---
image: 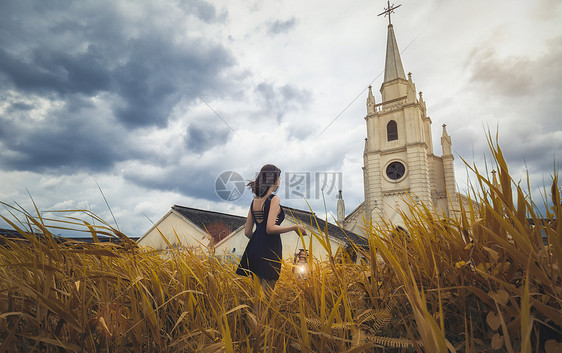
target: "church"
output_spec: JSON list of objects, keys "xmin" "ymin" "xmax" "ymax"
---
[{"xmin": 338, "ymin": 10, "xmax": 465, "ymax": 236}]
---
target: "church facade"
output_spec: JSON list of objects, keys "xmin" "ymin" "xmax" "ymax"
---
[{"xmin": 341, "ymin": 22, "xmax": 460, "ymax": 236}]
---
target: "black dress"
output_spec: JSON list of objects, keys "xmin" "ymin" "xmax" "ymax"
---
[{"xmin": 236, "ymin": 194, "xmax": 285, "ymax": 280}]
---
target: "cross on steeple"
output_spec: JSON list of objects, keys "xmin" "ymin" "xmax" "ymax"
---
[{"xmin": 377, "ymin": 1, "xmax": 402, "ymax": 25}]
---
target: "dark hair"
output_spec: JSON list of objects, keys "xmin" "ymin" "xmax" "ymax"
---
[{"xmin": 247, "ymin": 164, "xmax": 281, "ymax": 197}]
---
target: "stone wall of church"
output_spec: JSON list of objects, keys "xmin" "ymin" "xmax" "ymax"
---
[
  {"xmin": 429, "ymin": 154, "xmax": 449, "ymax": 216},
  {"xmin": 381, "ymin": 192, "xmax": 410, "ymax": 226},
  {"xmin": 380, "ymin": 79, "xmax": 409, "ymax": 102},
  {"xmin": 423, "ymin": 117, "xmax": 433, "ymax": 154},
  {"xmin": 363, "ymin": 152, "xmax": 383, "ymax": 223},
  {"xmin": 405, "ymin": 144, "xmax": 431, "ymax": 205},
  {"xmin": 443, "ymin": 154, "xmax": 459, "ymax": 214},
  {"xmin": 429, "ymin": 154, "xmax": 446, "ymax": 195}
]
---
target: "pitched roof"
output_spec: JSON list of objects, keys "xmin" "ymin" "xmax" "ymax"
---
[
  {"xmin": 172, "ymin": 205, "xmax": 246, "ymax": 244},
  {"xmin": 0, "ymin": 228, "xmax": 22, "ymax": 238},
  {"xmin": 282, "ymin": 206, "xmax": 368, "ymax": 247}
]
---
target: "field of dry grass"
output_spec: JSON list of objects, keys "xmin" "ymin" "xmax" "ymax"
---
[{"xmin": 1, "ymin": 141, "xmax": 560, "ymax": 352}]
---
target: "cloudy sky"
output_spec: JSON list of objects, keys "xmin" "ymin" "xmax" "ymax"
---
[{"xmin": 1, "ymin": 0, "xmax": 560, "ymax": 237}]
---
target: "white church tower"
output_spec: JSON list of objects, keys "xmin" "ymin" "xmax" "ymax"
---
[{"xmin": 342, "ymin": 3, "xmax": 459, "ymax": 235}]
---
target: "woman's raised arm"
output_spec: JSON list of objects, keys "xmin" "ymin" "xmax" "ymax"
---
[{"xmin": 266, "ymin": 196, "xmax": 307, "ymax": 235}]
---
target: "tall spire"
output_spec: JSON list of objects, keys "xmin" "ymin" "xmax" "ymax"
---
[
  {"xmin": 378, "ymin": 1, "xmax": 406, "ymax": 83},
  {"xmin": 337, "ymin": 190, "xmax": 345, "ymax": 223},
  {"xmin": 366, "ymin": 85, "xmax": 376, "ymax": 114},
  {"xmin": 383, "ymin": 24, "xmax": 406, "ymax": 82},
  {"xmin": 441, "ymin": 124, "xmax": 452, "ymax": 156}
]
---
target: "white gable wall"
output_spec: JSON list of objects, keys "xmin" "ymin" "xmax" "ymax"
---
[
  {"xmin": 138, "ymin": 210, "xmax": 210, "ymax": 250},
  {"xmin": 343, "ymin": 202, "xmax": 367, "ymax": 237}
]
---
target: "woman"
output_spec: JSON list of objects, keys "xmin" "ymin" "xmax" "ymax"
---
[{"xmin": 236, "ymin": 164, "xmax": 307, "ymax": 294}]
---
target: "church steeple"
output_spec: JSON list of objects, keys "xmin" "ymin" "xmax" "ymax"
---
[
  {"xmin": 378, "ymin": 2, "xmax": 408, "ymax": 102},
  {"xmin": 366, "ymin": 85, "xmax": 376, "ymax": 115},
  {"xmin": 337, "ymin": 190, "xmax": 345, "ymax": 223},
  {"xmin": 377, "ymin": 1, "xmax": 406, "ymax": 83},
  {"xmin": 383, "ymin": 24, "xmax": 406, "ymax": 83},
  {"xmin": 441, "ymin": 124, "xmax": 452, "ymax": 156},
  {"xmin": 349, "ymin": 2, "xmax": 462, "ymax": 235}
]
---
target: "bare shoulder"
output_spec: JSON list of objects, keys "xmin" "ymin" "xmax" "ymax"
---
[{"xmin": 270, "ymin": 194, "xmax": 280, "ymax": 204}]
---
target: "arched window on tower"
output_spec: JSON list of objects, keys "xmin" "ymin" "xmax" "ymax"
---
[{"xmin": 387, "ymin": 120, "xmax": 398, "ymax": 141}]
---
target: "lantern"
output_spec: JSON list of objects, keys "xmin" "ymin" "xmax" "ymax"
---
[{"xmin": 293, "ymin": 249, "xmax": 309, "ymax": 278}]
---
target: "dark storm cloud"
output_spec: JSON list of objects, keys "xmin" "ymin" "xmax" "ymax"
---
[
  {"xmin": 0, "ymin": 45, "xmax": 112, "ymax": 96},
  {"xmin": 185, "ymin": 123, "xmax": 231, "ymax": 154},
  {"xmin": 123, "ymin": 164, "xmax": 223, "ymax": 201},
  {"xmin": 8, "ymin": 102, "xmax": 34, "ymax": 112},
  {"xmin": 113, "ymin": 39, "xmax": 235, "ymax": 128},
  {"xmin": 112, "ymin": 45, "xmax": 181, "ymax": 128},
  {"xmin": 0, "ymin": 0, "xmax": 238, "ymax": 172},
  {"xmin": 0, "ymin": 1, "xmax": 235, "ymax": 128},
  {"xmin": 267, "ymin": 18, "xmax": 297, "ymax": 35},
  {"xmin": 0, "ymin": 102, "xmax": 134, "ymax": 172},
  {"xmin": 500, "ymin": 134, "xmax": 561, "ymax": 174}
]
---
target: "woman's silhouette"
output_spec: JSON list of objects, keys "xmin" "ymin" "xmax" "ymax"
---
[{"xmin": 236, "ymin": 164, "xmax": 307, "ymax": 294}]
